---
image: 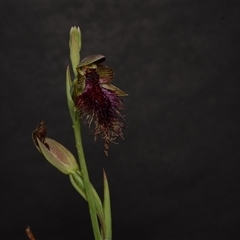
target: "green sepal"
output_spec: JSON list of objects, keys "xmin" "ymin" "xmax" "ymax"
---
[
  {"xmin": 97, "ymin": 64, "xmax": 114, "ymax": 83},
  {"xmin": 77, "ymin": 54, "xmax": 105, "ymax": 69},
  {"xmin": 101, "ymin": 83, "xmax": 128, "ymax": 96}
]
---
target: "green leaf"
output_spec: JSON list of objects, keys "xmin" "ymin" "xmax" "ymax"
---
[
  {"xmin": 90, "ymin": 180, "xmax": 105, "ymax": 236},
  {"xmin": 103, "ymin": 169, "xmax": 112, "ymax": 240},
  {"xmin": 70, "ymin": 170, "xmax": 105, "ymax": 239},
  {"xmin": 66, "ymin": 66, "xmax": 76, "ymax": 121},
  {"xmin": 77, "ymin": 171, "xmax": 105, "ymax": 232}
]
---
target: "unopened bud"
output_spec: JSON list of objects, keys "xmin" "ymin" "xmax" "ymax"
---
[
  {"xmin": 37, "ymin": 137, "xmax": 79, "ymax": 175},
  {"xmin": 69, "ymin": 26, "xmax": 81, "ymax": 76}
]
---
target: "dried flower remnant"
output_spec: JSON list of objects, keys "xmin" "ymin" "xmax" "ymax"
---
[
  {"xmin": 75, "ymin": 54, "xmax": 128, "ymax": 155},
  {"xmin": 26, "ymin": 226, "xmax": 36, "ymax": 240},
  {"xmin": 32, "ymin": 120, "xmax": 49, "ymax": 152}
]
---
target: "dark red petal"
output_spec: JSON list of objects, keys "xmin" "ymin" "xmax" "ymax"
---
[{"xmin": 75, "ymin": 69, "xmax": 125, "ymax": 155}]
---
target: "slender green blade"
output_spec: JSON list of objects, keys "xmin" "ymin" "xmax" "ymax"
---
[
  {"xmin": 72, "ymin": 171, "xmax": 105, "ymax": 238},
  {"xmin": 103, "ymin": 169, "xmax": 112, "ymax": 240},
  {"xmin": 66, "ymin": 66, "xmax": 76, "ymax": 121}
]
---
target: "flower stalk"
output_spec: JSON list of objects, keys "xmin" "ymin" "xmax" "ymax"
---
[
  {"xmin": 71, "ymin": 107, "xmax": 101, "ymax": 240},
  {"xmin": 68, "ymin": 27, "xmax": 102, "ymax": 240}
]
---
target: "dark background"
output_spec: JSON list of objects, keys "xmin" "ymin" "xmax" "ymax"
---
[{"xmin": 1, "ymin": 1, "xmax": 240, "ymax": 240}]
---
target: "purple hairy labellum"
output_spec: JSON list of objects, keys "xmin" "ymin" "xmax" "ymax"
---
[{"xmin": 75, "ymin": 55, "xmax": 128, "ymax": 156}]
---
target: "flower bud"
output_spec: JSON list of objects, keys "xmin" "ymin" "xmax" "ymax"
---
[
  {"xmin": 37, "ymin": 137, "xmax": 79, "ymax": 175},
  {"xmin": 69, "ymin": 26, "xmax": 81, "ymax": 76}
]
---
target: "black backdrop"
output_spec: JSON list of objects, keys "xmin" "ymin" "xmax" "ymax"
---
[{"xmin": 1, "ymin": 2, "xmax": 240, "ymax": 240}]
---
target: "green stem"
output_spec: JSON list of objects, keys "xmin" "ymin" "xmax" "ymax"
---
[
  {"xmin": 66, "ymin": 67, "xmax": 101, "ymax": 239},
  {"xmin": 69, "ymin": 173, "xmax": 87, "ymax": 201},
  {"xmin": 69, "ymin": 171, "xmax": 106, "ymax": 238},
  {"xmin": 72, "ymin": 114, "xmax": 102, "ymax": 240}
]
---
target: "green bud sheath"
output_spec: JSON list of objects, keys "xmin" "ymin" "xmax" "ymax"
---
[
  {"xmin": 69, "ymin": 26, "xmax": 82, "ymax": 77},
  {"xmin": 37, "ymin": 137, "xmax": 79, "ymax": 175}
]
